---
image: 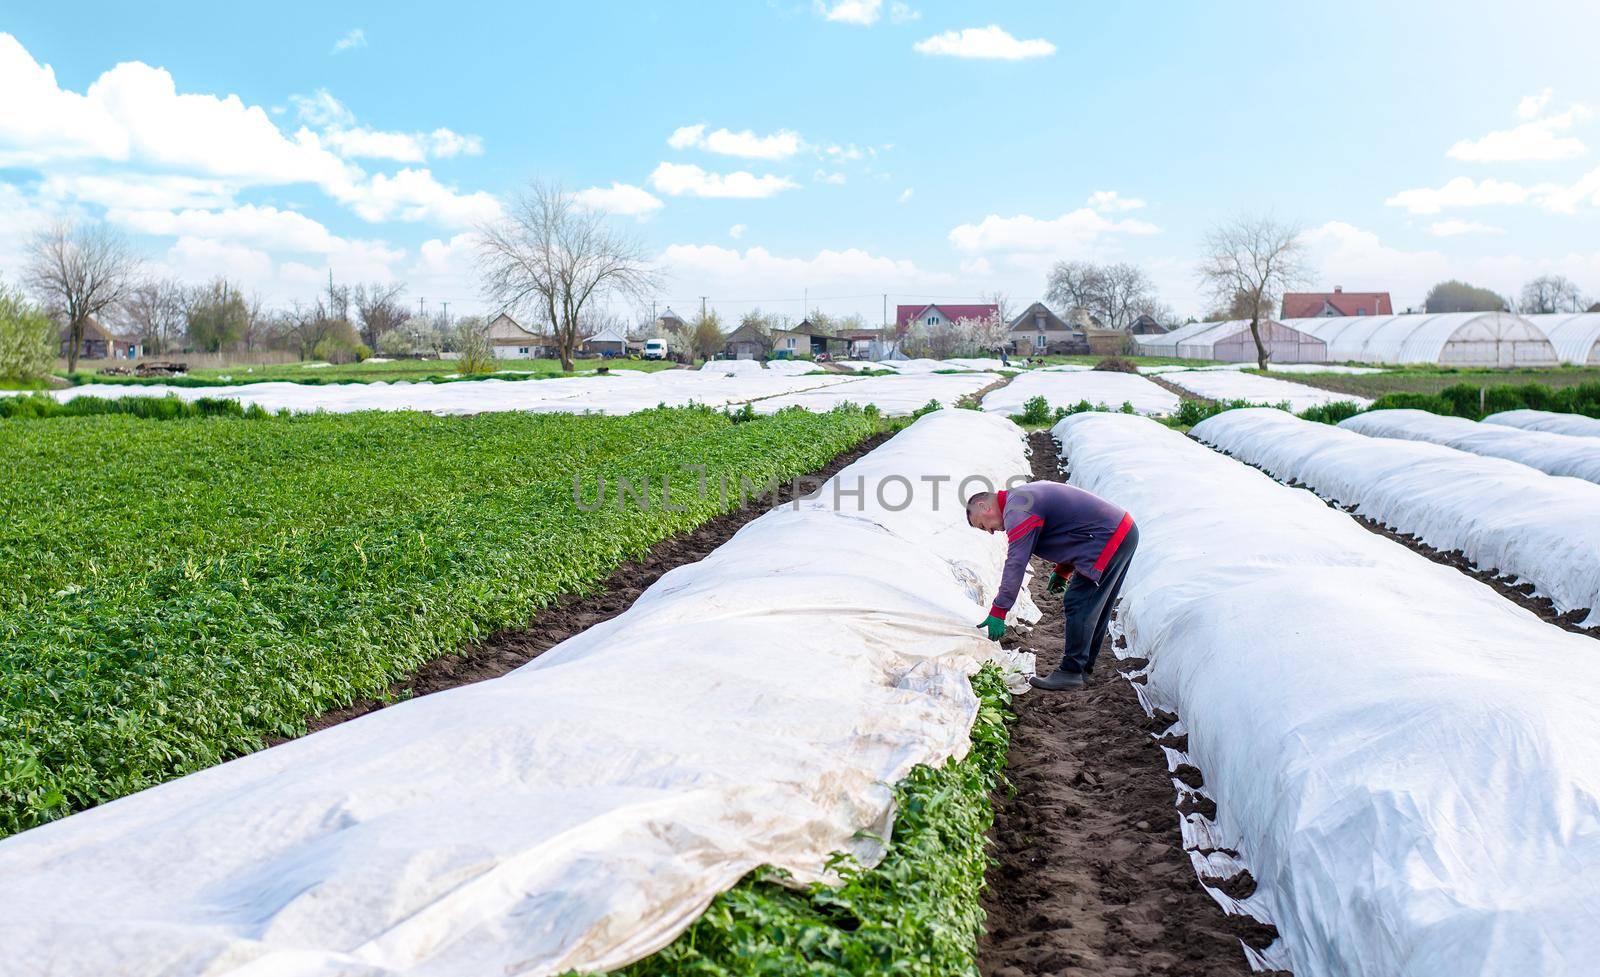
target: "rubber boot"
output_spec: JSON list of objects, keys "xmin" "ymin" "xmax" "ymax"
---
[{"xmin": 1029, "ymin": 668, "xmax": 1086, "ymax": 692}]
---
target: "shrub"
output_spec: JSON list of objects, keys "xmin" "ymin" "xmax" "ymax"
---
[
  {"xmin": 1092, "ymin": 356, "xmax": 1137, "ymax": 373},
  {"xmin": 375, "ymin": 330, "xmax": 415, "ymax": 357},
  {"xmin": 311, "ymin": 336, "xmax": 370, "ymax": 365},
  {"xmin": 455, "ymin": 327, "xmax": 498, "ymax": 376},
  {"xmin": 0, "ymin": 285, "xmax": 55, "ymax": 383},
  {"xmin": 1019, "ymin": 394, "xmax": 1052, "ymax": 425},
  {"xmin": 1298, "ymin": 400, "xmax": 1366, "ymax": 425},
  {"xmin": 910, "ymin": 398, "xmax": 941, "ymax": 419}
]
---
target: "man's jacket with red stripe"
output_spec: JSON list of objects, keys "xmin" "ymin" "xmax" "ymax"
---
[{"xmin": 989, "ymin": 481, "xmax": 1133, "ymax": 618}]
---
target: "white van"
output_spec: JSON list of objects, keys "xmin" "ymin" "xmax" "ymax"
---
[{"xmin": 643, "ymin": 339, "xmax": 668, "ymax": 360}]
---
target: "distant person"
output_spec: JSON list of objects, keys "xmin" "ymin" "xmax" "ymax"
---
[
  {"xmin": 966, "ymin": 482, "xmax": 1138, "ymax": 690},
  {"xmin": 999, "ymin": 347, "xmax": 1010, "ymax": 367}
]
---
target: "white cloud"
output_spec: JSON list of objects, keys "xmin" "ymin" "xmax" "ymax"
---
[
  {"xmin": 913, "ymin": 25, "xmax": 1056, "ymax": 60},
  {"xmin": 889, "ymin": 2, "xmax": 920, "ymax": 23},
  {"xmin": 814, "ymin": 170, "xmax": 847, "ymax": 185},
  {"xmin": 107, "ymin": 204, "xmax": 406, "ymax": 262},
  {"xmin": 898, "ymin": 187, "xmax": 914, "ymax": 203},
  {"xmin": 293, "ymin": 89, "xmax": 484, "ymax": 162},
  {"xmin": 668, "ymin": 124, "xmax": 803, "ymax": 160},
  {"xmin": 1429, "ymin": 219, "xmax": 1505, "ymax": 237},
  {"xmin": 331, "ymin": 29, "xmax": 367, "ymax": 54},
  {"xmin": 1536, "ymin": 166, "xmax": 1600, "ymax": 214},
  {"xmin": 728, "ymin": 223, "xmax": 746, "ymax": 238},
  {"xmin": 1447, "ymin": 105, "xmax": 1590, "ymax": 163},
  {"xmin": 573, "ymin": 182, "xmax": 664, "ymax": 220},
  {"xmin": 0, "ymin": 36, "xmax": 355, "ymax": 188},
  {"xmin": 823, "ymin": 143, "xmax": 864, "ymax": 160},
  {"xmin": 648, "ymin": 162, "xmax": 799, "ymax": 199},
  {"xmin": 333, "ymin": 168, "xmax": 503, "ymax": 225},
  {"xmin": 427, "ymin": 128, "xmax": 483, "ymax": 158},
  {"xmin": 948, "ymin": 207, "xmax": 1159, "ymax": 254},
  {"xmin": 1384, "ymin": 176, "xmax": 1533, "ymax": 214},
  {"xmin": 164, "ymin": 236, "xmax": 276, "ymax": 285},
  {"xmin": 658, "ymin": 243, "xmax": 950, "ymax": 302},
  {"xmin": 1518, "ymin": 88, "xmax": 1554, "ymax": 120},
  {"xmin": 1086, "ymin": 190, "xmax": 1146, "ymax": 212},
  {"xmin": 39, "ymin": 173, "xmax": 235, "ymax": 210},
  {"xmin": 289, "ymin": 89, "xmax": 355, "ymax": 128},
  {"xmin": 815, "ymin": 0, "xmax": 881, "ymax": 26}
]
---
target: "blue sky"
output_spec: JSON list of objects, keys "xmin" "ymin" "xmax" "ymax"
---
[{"xmin": 3, "ymin": 0, "xmax": 1599, "ymax": 322}]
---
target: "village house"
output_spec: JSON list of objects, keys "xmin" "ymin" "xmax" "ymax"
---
[
  {"xmin": 1129, "ymin": 313, "xmax": 1169, "ymax": 335},
  {"xmin": 893, "ymin": 302, "xmax": 1001, "ymax": 334},
  {"xmin": 484, "ymin": 313, "xmax": 554, "ymax": 358},
  {"xmin": 59, "ymin": 317, "xmax": 143, "ymax": 360},
  {"xmin": 771, "ymin": 321, "xmax": 843, "ymax": 359},
  {"xmin": 1281, "ymin": 286, "xmax": 1394, "ymax": 318},
  {"xmin": 1007, "ymin": 302, "xmax": 1089, "ymax": 356},
  {"xmin": 721, "ymin": 322, "xmax": 771, "ymax": 360}
]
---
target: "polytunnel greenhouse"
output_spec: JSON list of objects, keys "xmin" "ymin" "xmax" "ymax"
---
[
  {"xmin": 1524, "ymin": 313, "xmax": 1600, "ymax": 365},
  {"xmin": 1132, "ymin": 318, "xmax": 1327, "ymax": 362},
  {"xmin": 1281, "ymin": 312, "xmax": 1559, "ymax": 366}
]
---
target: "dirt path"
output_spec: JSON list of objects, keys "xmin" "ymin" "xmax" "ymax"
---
[
  {"xmin": 978, "ymin": 431, "xmax": 1281, "ymax": 977},
  {"xmin": 278, "ymin": 431, "xmax": 894, "ymax": 741}
]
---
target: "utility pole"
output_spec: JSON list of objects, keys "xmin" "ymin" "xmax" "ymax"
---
[
  {"xmin": 440, "ymin": 301, "xmax": 449, "ymax": 328},
  {"xmin": 700, "ymin": 296, "xmax": 707, "ymax": 320},
  {"xmin": 419, "ymin": 297, "xmax": 427, "ymax": 320}
]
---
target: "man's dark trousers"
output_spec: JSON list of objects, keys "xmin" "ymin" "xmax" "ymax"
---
[{"xmin": 1058, "ymin": 523, "xmax": 1139, "ymax": 674}]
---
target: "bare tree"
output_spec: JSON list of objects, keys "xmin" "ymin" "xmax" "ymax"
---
[
  {"xmin": 1045, "ymin": 261, "xmax": 1104, "ymax": 319},
  {"xmin": 1044, "ymin": 260, "xmax": 1156, "ymax": 330},
  {"xmin": 1196, "ymin": 215, "xmax": 1307, "ymax": 368},
  {"xmin": 353, "ymin": 282, "xmax": 411, "ymax": 347},
  {"xmin": 1519, "ymin": 274, "xmax": 1587, "ymax": 315},
  {"xmin": 24, "ymin": 220, "xmax": 142, "ymax": 372},
  {"xmin": 117, "ymin": 278, "xmax": 188, "ymax": 355},
  {"xmin": 477, "ymin": 181, "xmax": 657, "ymax": 372},
  {"xmin": 984, "ymin": 291, "xmax": 1015, "ymax": 324},
  {"xmin": 1095, "ymin": 263, "xmax": 1155, "ymax": 331}
]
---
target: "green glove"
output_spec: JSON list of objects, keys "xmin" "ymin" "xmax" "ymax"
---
[
  {"xmin": 978, "ymin": 615, "xmax": 1005, "ymax": 641},
  {"xmin": 1046, "ymin": 571, "xmax": 1068, "ymax": 595}
]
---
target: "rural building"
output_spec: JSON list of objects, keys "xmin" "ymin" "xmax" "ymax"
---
[
  {"xmin": 1281, "ymin": 287, "xmax": 1394, "ymax": 319},
  {"xmin": 485, "ymin": 313, "xmax": 553, "ymax": 358},
  {"xmin": 1007, "ymin": 302, "xmax": 1089, "ymax": 355},
  {"xmin": 721, "ymin": 322, "xmax": 772, "ymax": 360},
  {"xmin": 894, "ymin": 303, "xmax": 1000, "ymax": 333},
  {"xmin": 1129, "ymin": 314, "xmax": 1169, "ymax": 335},
  {"xmin": 58, "ymin": 317, "xmax": 142, "ymax": 360},
  {"xmin": 771, "ymin": 327, "xmax": 841, "ymax": 359},
  {"xmin": 1524, "ymin": 313, "xmax": 1600, "ymax": 365},
  {"xmin": 1135, "ymin": 318, "xmax": 1328, "ymax": 362},
  {"xmin": 1281, "ymin": 312, "xmax": 1559, "ymax": 366},
  {"xmin": 581, "ymin": 326, "xmax": 628, "ymax": 357},
  {"xmin": 657, "ymin": 308, "xmax": 689, "ymax": 334},
  {"xmin": 840, "ymin": 328, "xmax": 887, "ymax": 359}
]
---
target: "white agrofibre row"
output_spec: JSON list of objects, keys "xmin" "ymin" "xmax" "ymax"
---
[
  {"xmin": 981, "ymin": 369, "xmax": 1179, "ymax": 416},
  {"xmin": 0, "ymin": 411, "xmax": 1036, "ymax": 977},
  {"xmin": 1192, "ymin": 408, "xmax": 1600, "ymax": 627},
  {"xmin": 1341, "ymin": 409, "xmax": 1600, "ymax": 484},
  {"xmin": 1485, "ymin": 408, "xmax": 1600, "ymax": 439},
  {"xmin": 1157, "ymin": 369, "xmax": 1372, "ymax": 411},
  {"xmin": 1052, "ymin": 412, "xmax": 1600, "ymax": 977}
]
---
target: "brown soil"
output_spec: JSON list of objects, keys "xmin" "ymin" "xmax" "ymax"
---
[
  {"xmin": 1147, "ymin": 374, "xmax": 1207, "ymax": 405},
  {"xmin": 273, "ymin": 431, "xmax": 894, "ymax": 743},
  {"xmin": 979, "ymin": 432, "xmax": 1284, "ymax": 977}
]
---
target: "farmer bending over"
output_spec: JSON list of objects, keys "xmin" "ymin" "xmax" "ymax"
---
[{"xmin": 966, "ymin": 482, "xmax": 1138, "ymax": 691}]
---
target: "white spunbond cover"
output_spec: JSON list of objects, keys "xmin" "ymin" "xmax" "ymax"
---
[
  {"xmin": 1341, "ymin": 409, "xmax": 1600, "ymax": 485},
  {"xmin": 981, "ymin": 370, "xmax": 1179, "ymax": 416},
  {"xmin": 753, "ymin": 371, "xmax": 998, "ymax": 415},
  {"xmin": 47, "ymin": 371, "xmax": 858, "ymax": 416},
  {"xmin": 1484, "ymin": 408, "xmax": 1600, "ymax": 439},
  {"xmin": 0, "ymin": 410, "xmax": 1038, "ymax": 977},
  {"xmin": 1193, "ymin": 408, "xmax": 1600, "ymax": 627},
  {"xmin": 1052, "ymin": 411, "xmax": 1600, "ymax": 977},
  {"xmin": 1160, "ymin": 370, "xmax": 1372, "ymax": 411},
  {"xmin": 1186, "ymin": 363, "xmax": 1388, "ymax": 375},
  {"xmin": 942, "ymin": 357, "xmax": 1009, "ymax": 371}
]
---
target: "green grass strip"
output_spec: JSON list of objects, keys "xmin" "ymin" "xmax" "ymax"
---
[{"xmin": 604, "ymin": 665, "xmax": 1013, "ymax": 977}]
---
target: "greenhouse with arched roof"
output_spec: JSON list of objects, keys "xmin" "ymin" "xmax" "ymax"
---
[
  {"xmin": 1132, "ymin": 318, "xmax": 1327, "ymax": 362},
  {"xmin": 1280, "ymin": 312, "xmax": 1559, "ymax": 366},
  {"xmin": 1524, "ymin": 313, "xmax": 1600, "ymax": 365}
]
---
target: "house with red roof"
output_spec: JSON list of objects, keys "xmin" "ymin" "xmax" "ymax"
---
[
  {"xmin": 894, "ymin": 303, "xmax": 1000, "ymax": 334},
  {"xmin": 1281, "ymin": 287, "xmax": 1393, "ymax": 318}
]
